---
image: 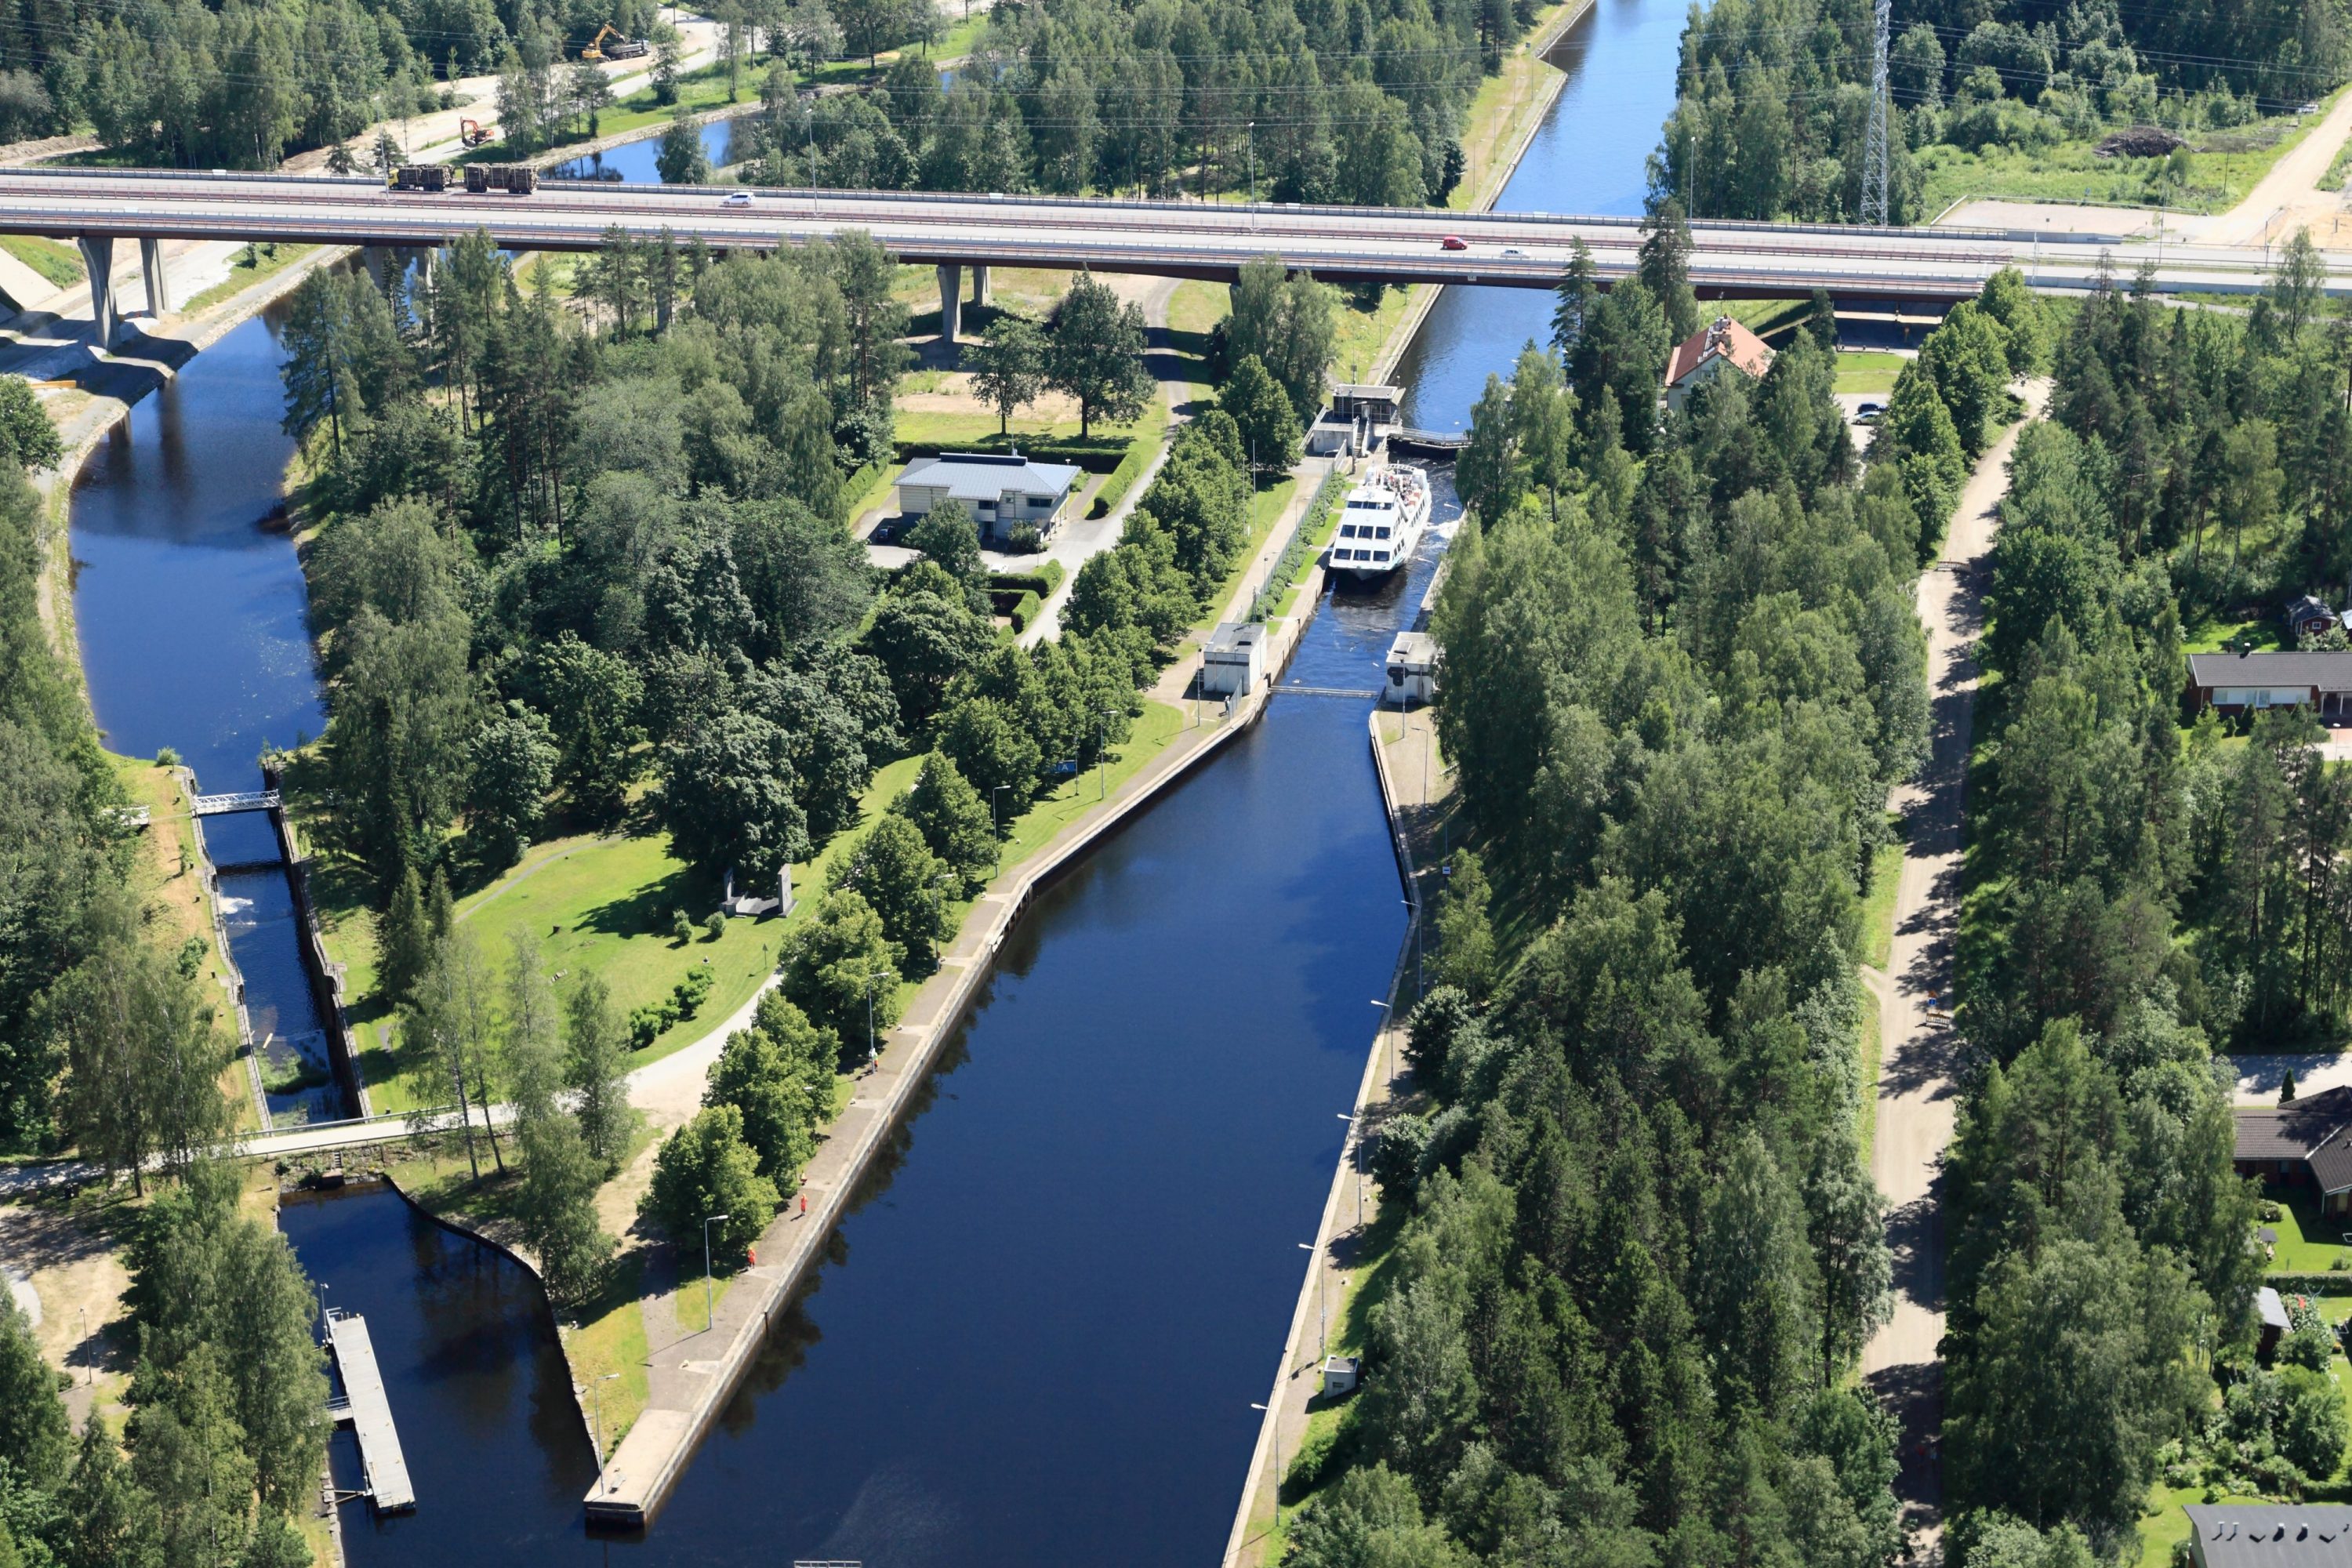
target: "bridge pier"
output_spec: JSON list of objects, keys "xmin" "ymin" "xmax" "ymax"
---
[
  {"xmin": 936, "ymin": 263, "xmax": 961, "ymax": 345},
  {"xmin": 74, "ymin": 235, "xmax": 114, "ymax": 347},
  {"xmin": 140, "ymin": 237, "xmax": 169, "ymax": 316},
  {"xmin": 970, "ymin": 264, "xmax": 989, "ymax": 309}
]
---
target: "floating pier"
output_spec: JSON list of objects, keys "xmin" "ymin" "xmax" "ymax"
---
[{"xmin": 325, "ymin": 1310, "xmax": 414, "ymax": 1514}]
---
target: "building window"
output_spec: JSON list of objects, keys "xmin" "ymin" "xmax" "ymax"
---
[
  {"xmin": 1341, "ymin": 524, "xmax": 1357, "ymax": 538},
  {"xmin": 1376, "ymin": 527, "xmax": 1392, "ymax": 539}
]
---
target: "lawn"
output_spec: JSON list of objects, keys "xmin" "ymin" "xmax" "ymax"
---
[
  {"xmin": 2262, "ymin": 1184, "xmax": 2352, "ymax": 1271},
  {"xmin": 2183, "ymin": 613, "xmax": 2285, "ymax": 655},
  {"xmin": 992, "ymin": 701, "xmax": 1190, "ymax": 870},
  {"xmin": 319, "ymin": 756, "xmax": 931, "ymax": 1112},
  {"xmin": 1835, "ymin": 351, "xmax": 1907, "ymax": 397}
]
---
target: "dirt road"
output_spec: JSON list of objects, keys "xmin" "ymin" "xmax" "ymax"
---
[{"xmin": 1860, "ymin": 378, "xmax": 2049, "ymax": 1548}]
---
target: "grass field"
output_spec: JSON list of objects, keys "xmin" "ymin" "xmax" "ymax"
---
[
  {"xmin": 1835, "ymin": 351, "xmax": 1907, "ymax": 397},
  {"xmin": 320, "ymin": 757, "xmax": 931, "ymax": 1110}
]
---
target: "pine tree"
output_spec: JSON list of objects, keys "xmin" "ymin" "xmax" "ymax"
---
[
  {"xmin": 564, "ymin": 972, "xmax": 636, "ymax": 1175},
  {"xmin": 376, "ymin": 863, "xmax": 431, "ymax": 1007},
  {"xmin": 0, "ymin": 1295, "xmax": 67, "ymax": 1485},
  {"xmin": 57, "ymin": 1421, "xmax": 160, "ymax": 1568}
]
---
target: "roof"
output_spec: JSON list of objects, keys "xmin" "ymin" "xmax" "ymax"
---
[
  {"xmin": 898, "ymin": 452, "xmax": 1082, "ymax": 503},
  {"xmin": 2260, "ymin": 1287, "xmax": 2293, "ymax": 1332},
  {"xmin": 1388, "ymin": 631, "xmax": 1438, "ymax": 666},
  {"xmin": 1205, "ymin": 620, "xmax": 1265, "ymax": 655},
  {"xmin": 2183, "ymin": 1505, "xmax": 2352, "ymax": 1565},
  {"xmin": 1666, "ymin": 315, "xmax": 1776, "ymax": 388},
  {"xmin": 2290, "ymin": 594, "xmax": 2335, "ymax": 622},
  {"xmin": 2187, "ymin": 651, "xmax": 2352, "ymax": 691},
  {"xmin": 1331, "ymin": 383, "xmax": 1403, "ymax": 401},
  {"xmin": 2237, "ymin": 1087, "xmax": 2352, "ymax": 1192}
]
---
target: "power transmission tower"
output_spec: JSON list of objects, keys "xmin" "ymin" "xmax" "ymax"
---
[{"xmin": 1860, "ymin": 0, "xmax": 1892, "ymax": 225}]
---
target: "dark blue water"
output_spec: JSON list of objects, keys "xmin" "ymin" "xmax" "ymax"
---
[
  {"xmin": 205, "ymin": 0, "xmax": 1675, "ymax": 1555},
  {"xmin": 71, "ymin": 307, "xmax": 323, "ymax": 789},
  {"xmin": 551, "ymin": 118, "xmax": 739, "ymax": 182},
  {"xmin": 68, "ymin": 299, "xmax": 341, "ymax": 1121},
  {"xmin": 1393, "ymin": 0, "xmax": 1686, "ymax": 427}
]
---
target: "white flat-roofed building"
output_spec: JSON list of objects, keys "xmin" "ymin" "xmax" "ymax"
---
[
  {"xmin": 895, "ymin": 452, "xmax": 1082, "ymax": 544},
  {"xmin": 1200, "ymin": 620, "xmax": 1267, "ymax": 697}
]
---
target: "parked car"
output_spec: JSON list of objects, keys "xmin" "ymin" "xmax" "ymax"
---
[
  {"xmin": 724, "ymin": 189, "xmax": 753, "ymax": 206},
  {"xmin": 1439, "ymin": 234, "xmax": 1468, "ymax": 251},
  {"xmin": 1855, "ymin": 401, "xmax": 1884, "ymax": 424}
]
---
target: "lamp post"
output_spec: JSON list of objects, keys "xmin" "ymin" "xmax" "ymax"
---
[
  {"xmin": 1247, "ymin": 121, "xmax": 1256, "ymax": 223},
  {"xmin": 1338, "ymin": 1112, "xmax": 1362, "ymax": 1231},
  {"xmin": 866, "ymin": 971, "xmax": 877, "ymax": 1068},
  {"xmin": 1250, "ymin": 1400, "xmax": 1283, "ymax": 1528},
  {"xmin": 700, "ymin": 1213, "xmax": 731, "ymax": 1333},
  {"xmin": 1371, "ymin": 996, "xmax": 1393, "ymax": 1085},
  {"xmin": 1403, "ymin": 895, "xmax": 1421, "ymax": 996},
  {"xmin": 575, "ymin": 1368, "xmax": 619, "ymax": 1494},
  {"xmin": 1298, "ymin": 1239, "xmax": 1326, "ymax": 1363},
  {"xmin": 1095, "ymin": 708, "xmax": 1119, "ymax": 799},
  {"xmin": 990, "ymin": 782, "xmax": 1010, "ymax": 869}
]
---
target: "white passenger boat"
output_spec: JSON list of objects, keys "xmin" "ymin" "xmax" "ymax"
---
[{"xmin": 1326, "ymin": 464, "xmax": 1432, "ymax": 579}]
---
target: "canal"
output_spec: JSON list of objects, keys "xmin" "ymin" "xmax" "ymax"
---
[
  {"xmin": 549, "ymin": 115, "xmax": 740, "ymax": 183},
  {"xmin": 70, "ymin": 0, "xmax": 1686, "ymax": 1555}
]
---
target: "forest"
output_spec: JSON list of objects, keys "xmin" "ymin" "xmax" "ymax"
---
[
  {"xmin": 0, "ymin": 1160, "xmax": 338, "ymax": 1568},
  {"xmin": 1282, "ymin": 224, "xmax": 1922, "ymax": 1565},
  {"xmin": 1285, "ymin": 241, "xmax": 2277, "ymax": 1563},
  {"xmin": 728, "ymin": 0, "xmax": 1542, "ymax": 205},
  {"xmin": 1653, "ymin": 0, "xmax": 2346, "ymax": 223}
]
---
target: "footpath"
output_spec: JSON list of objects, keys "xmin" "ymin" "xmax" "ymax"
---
[
  {"xmin": 1857, "ymin": 378, "xmax": 2048, "ymax": 1549},
  {"xmin": 586, "ymin": 451, "xmax": 1346, "ymax": 1523}
]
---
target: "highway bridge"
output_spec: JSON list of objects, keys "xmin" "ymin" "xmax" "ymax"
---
[{"xmin": 0, "ymin": 166, "xmax": 2333, "ymax": 346}]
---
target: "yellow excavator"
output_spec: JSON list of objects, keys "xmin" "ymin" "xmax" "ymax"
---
[{"xmin": 581, "ymin": 24, "xmax": 648, "ymax": 60}]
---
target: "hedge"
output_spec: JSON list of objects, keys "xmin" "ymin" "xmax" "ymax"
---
[
  {"xmin": 895, "ymin": 432, "xmax": 1131, "ymax": 472},
  {"xmin": 987, "ymin": 588, "xmax": 1046, "ymax": 631},
  {"xmin": 2265, "ymin": 1273, "xmax": 2352, "ymax": 1295},
  {"xmin": 1088, "ymin": 435, "xmax": 1160, "ymax": 519}
]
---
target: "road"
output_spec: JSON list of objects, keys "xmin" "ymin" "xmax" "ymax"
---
[
  {"xmin": 0, "ymin": 171, "xmax": 2339, "ymax": 300},
  {"xmin": 1859, "ymin": 378, "xmax": 2048, "ymax": 1549}
]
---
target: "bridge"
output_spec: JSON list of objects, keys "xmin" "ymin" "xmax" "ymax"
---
[
  {"xmin": 0, "ymin": 167, "xmax": 2332, "ymax": 347},
  {"xmin": 191, "ymin": 789, "xmax": 279, "ymax": 816}
]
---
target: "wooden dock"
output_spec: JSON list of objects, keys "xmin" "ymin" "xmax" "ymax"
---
[{"xmin": 325, "ymin": 1311, "xmax": 414, "ymax": 1513}]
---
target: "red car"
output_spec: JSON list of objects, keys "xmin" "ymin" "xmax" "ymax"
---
[{"xmin": 1439, "ymin": 234, "xmax": 1468, "ymax": 251}]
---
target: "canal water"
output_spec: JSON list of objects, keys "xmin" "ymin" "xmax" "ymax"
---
[
  {"xmin": 550, "ymin": 117, "xmax": 740, "ymax": 182},
  {"xmin": 68, "ymin": 300, "xmax": 344, "ymax": 1123},
  {"xmin": 76, "ymin": 0, "xmax": 1686, "ymax": 1555}
]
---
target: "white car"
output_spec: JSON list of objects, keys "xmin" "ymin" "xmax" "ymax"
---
[{"xmin": 723, "ymin": 189, "xmax": 753, "ymax": 206}]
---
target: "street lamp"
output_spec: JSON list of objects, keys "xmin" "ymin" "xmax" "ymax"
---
[
  {"xmin": 990, "ymin": 782, "xmax": 1010, "ymax": 868},
  {"xmin": 1250, "ymin": 1400, "xmax": 1284, "ymax": 1528},
  {"xmin": 1403, "ymin": 895, "xmax": 1421, "ymax": 996},
  {"xmin": 1095, "ymin": 707, "xmax": 1120, "ymax": 800},
  {"xmin": 1371, "ymin": 997, "xmax": 1395, "ymax": 1085},
  {"xmin": 1338, "ymin": 1112, "xmax": 1363, "ymax": 1231},
  {"xmin": 865, "ymin": 971, "xmax": 878, "ymax": 1069},
  {"xmin": 700, "ymin": 1212, "xmax": 731, "ymax": 1333},
  {"xmin": 1299, "ymin": 1239, "xmax": 1326, "ymax": 1363},
  {"xmin": 575, "ymin": 1369, "xmax": 619, "ymax": 1493}
]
